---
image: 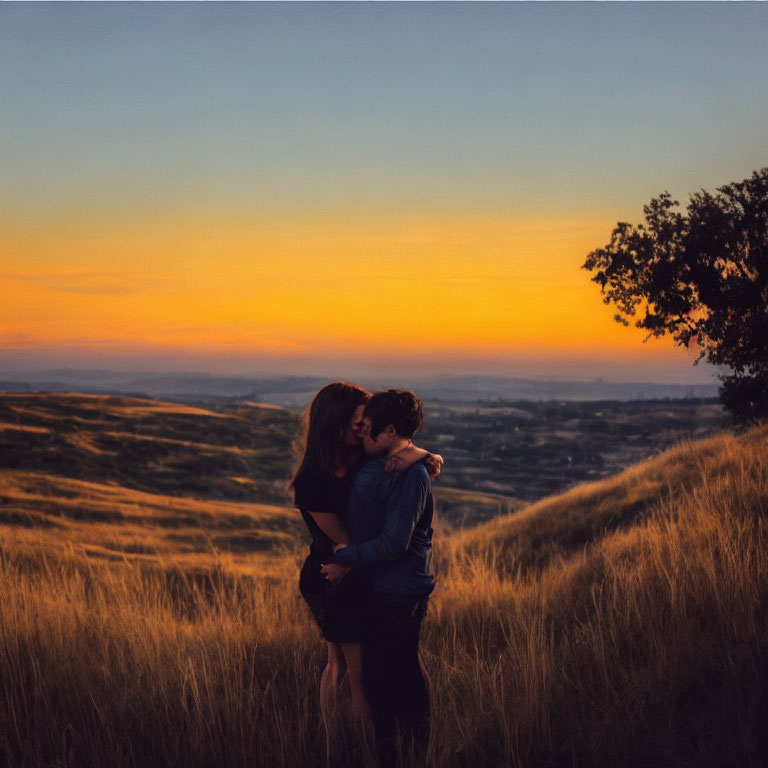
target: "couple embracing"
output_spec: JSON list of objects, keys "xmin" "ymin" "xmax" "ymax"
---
[{"xmin": 291, "ymin": 382, "xmax": 440, "ymax": 767}]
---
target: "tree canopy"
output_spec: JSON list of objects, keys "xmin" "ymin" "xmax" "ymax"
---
[{"xmin": 583, "ymin": 168, "xmax": 768, "ymax": 423}]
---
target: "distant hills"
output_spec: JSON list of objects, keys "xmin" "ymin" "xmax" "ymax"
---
[
  {"xmin": 401, "ymin": 373, "xmax": 719, "ymax": 403},
  {"xmin": 0, "ymin": 368, "xmax": 719, "ymax": 406},
  {"xmin": 0, "ymin": 392, "xmax": 727, "ymax": 532},
  {"xmin": 0, "ymin": 392, "xmax": 521, "ymax": 534}
]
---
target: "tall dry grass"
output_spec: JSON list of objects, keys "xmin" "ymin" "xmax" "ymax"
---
[
  {"xmin": 0, "ymin": 546, "xmax": 325, "ymax": 767},
  {"xmin": 2, "ymin": 425, "xmax": 768, "ymax": 767},
  {"xmin": 428, "ymin": 425, "xmax": 768, "ymax": 767}
]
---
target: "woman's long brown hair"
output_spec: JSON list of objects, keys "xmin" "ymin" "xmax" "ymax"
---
[{"xmin": 290, "ymin": 381, "xmax": 371, "ymax": 486}]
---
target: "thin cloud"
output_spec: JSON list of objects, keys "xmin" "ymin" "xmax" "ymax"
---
[{"xmin": 2, "ymin": 271, "xmax": 177, "ymax": 296}]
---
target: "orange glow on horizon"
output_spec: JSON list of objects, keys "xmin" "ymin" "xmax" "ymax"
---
[{"xmin": 2, "ymin": 210, "xmax": 681, "ymax": 366}]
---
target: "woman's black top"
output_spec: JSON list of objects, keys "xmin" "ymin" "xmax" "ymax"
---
[
  {"xmin": 293, "ymin": 463, "xmax": 357, "ymax": 561},
  {"xmin": 293, "ymin": 462, "xmax": 368, "ymax": 643}
]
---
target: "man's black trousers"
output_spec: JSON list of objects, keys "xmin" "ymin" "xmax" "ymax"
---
[{"xmin": 362, "ymin": 593, "xmax": 430, "ymax": 767}]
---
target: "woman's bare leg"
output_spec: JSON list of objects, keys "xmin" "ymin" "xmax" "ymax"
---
[
  {"xmin": 320, "ymin": 642, "xmax": 342, "ymax": 767},
  {"xmin": 340, "ymin": 642, "xmax": 374, "ymax": 742}
]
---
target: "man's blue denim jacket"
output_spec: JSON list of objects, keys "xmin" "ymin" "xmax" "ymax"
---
[{"xmin": 332, "ymin": 455, "xmax": 434, "ymax": 598}]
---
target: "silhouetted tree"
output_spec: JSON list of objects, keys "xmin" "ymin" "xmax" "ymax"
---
[{"xmin": 583, "ymin": 168, "xmax": 768, "ymax": 423}]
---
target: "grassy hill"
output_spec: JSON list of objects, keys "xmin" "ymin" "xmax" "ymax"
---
[
  {"xmin": 0, "ymin": 392, "xmax": 309, "ymax": 578},
  {"xmin": 0, "ymin": 392, "xmax": 521, "ymax": 532},
  {"xmin": 0, "ymin": 392, "xmax": 300, "ymax": 504},
  {"xmin": 1, "ymin": 402, "xmax": 766, "ymax": 766},
  {"xmin": 429, "ymin": 423, "xmax": 768, "ymax": 766}
]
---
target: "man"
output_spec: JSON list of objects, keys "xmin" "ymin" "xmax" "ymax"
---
[{"xmin": 321, "ymin": 388, "xmax": 435, "ymax": 767}]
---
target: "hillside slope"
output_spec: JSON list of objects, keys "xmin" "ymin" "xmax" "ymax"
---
[
  {"xmin": 0, "ymin": 392, "xmax": 299, "ymax": 504},
  {"xmin": 448, "ymin": 423, "xmax": 766, "ymax": 573},
  {"xmin": 1, "ymin": 405, "xmax": 766, "ymax": 766},
  {"xmin": 429, "ymin": 423, "xmax": 768, "ymax": 766},
  {"xmin": 0, "ymin": 392, "xmax": 521, "ymax": 530}
]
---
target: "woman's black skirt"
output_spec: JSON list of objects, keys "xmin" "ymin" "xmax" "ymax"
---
[{"xmin": 299, "ymin": 553, "xmax": 370, "ymax": 644}]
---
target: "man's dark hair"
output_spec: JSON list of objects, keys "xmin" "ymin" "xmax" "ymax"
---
[{"xmin": 364, "ymin": 389, "xmax": 423, "ymax": 440}]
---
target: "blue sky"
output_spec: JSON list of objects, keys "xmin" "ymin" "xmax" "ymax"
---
[
  {"xmin": 1, "ymin": 2, "xmax": 766, "ymax": 382},
  {"xmin": 3, "ymin": 2, "xmax": 766, "ymax": 217}
]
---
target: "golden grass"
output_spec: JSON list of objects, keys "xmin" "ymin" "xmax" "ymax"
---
[
  {"xmin": 2, "ymin": 425, "xmax": 767, "ymax": 766},
  {"xmin": 0, "ymin": 471, "xmax": 302, "ymax": 576},
  {"xmin": 428, "ymin": 424, "xmax": 768, "ymax": 766},
  {"xmin": 0, "ymin": 421, "xmax": 51, "ymax": 434},
  {"xmin": 0, "ymin": 546, "xmax": 319, "ymax": 767},
  {"xmin": 0, "ymin": 392, "xmax": 302, "ymax": 508},
  {"xmin": 1, "ymin": 391, "xmax": 233, "ymax": 419}
]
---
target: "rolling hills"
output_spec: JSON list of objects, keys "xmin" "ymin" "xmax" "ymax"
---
[
  {"xmin": 0, "ymin": 392, "xmax": 299, "ymax": 504},
  {"xmin": 1, "ymin": 390, "xmax": 766, "ymax": 766},
  {"xmin": 0, "ymin": 392, "xmax": 523, "ymax": 542}
]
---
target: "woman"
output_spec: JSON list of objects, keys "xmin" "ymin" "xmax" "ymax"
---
[{"xmin": 290, "ymin": 381, "xmax": 440, "ymax": 754}]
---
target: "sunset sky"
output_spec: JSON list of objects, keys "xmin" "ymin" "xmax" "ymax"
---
[{"xmin": 2, "ymin": 3, "xmax": 767, "ymax": 382}]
